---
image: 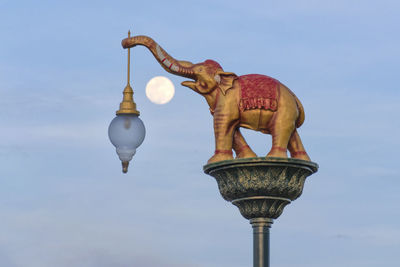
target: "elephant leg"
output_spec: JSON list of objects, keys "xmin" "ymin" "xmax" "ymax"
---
[
  {"xmin": 288, "ymin": 130, "xmax": 310, "ymax": 161},
  {"xmin": 207, "ymin": 115, "xmax": 236, "ymax": 164},
  {"xmin": 232, "ymin": 129, "xmax": 257, "ymax": 158},
  {"xmin": 266, "ymin": 120, "xmax": 294, "ymax": 158}
]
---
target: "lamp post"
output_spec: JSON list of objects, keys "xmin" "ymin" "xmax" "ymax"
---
[{"xmin": 110, "ymin": 31, "xmax": 319, "ymax": 266}]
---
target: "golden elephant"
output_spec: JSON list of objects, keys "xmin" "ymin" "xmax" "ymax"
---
[{"xmin": 122, "ymin": 35, "xmax": 311, "ymax": 163}]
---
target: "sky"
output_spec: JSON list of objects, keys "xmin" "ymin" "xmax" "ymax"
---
[{"xmin": 0, "ymin": 0, "xmax": 399, "ymax": 266}]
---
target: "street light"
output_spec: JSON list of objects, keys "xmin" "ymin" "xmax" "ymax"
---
[
  {"xmin": 115, "ymin": 32, "xmax": 319, "ymax": 267},
  {"xmin": 108, "ymin": 31, "xmax": 145, "ymax": 173}
]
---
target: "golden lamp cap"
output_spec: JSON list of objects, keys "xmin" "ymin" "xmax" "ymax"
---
[{"xmin": 116, "ymin": 83, "xmax": 140, "ymax": 115}]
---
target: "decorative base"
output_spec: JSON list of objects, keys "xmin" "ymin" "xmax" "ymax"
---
[
  {"xmin": 204, "ymin": 158, "xmax": 318, "ymax": 266},
  {"xmin": 203, "ymin": 157, "xmax": 318, "ymax": 221}
]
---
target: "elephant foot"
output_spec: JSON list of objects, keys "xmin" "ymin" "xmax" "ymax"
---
[
  {"xmin": 235, "ymin": 145, "xmax": 257, "ymax": 159},
  {"xmin": 266, "ymin": 146, "xmax": 288, "ymax": 158},
  {"xmin": 290, "ymin": 151, "xmax": 311, "ymax": 161},
  {"xmin": 207, "ymin": 150, "xmax": 234, "ymax": 164}
]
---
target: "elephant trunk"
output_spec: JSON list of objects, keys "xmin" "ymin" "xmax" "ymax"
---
[{"xmin": 121, "ymin": 35, "xmax": 196, "ymax": 79}]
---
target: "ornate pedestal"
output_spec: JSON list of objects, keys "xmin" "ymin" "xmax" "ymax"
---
[{"xmin": 204, "ymin": 157, "xmax": 318, "ymax": 267}]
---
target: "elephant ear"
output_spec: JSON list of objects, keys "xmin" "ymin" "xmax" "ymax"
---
[{"xmin": 215, "ymin": 71, "xmax": 238, "ymax": 95}]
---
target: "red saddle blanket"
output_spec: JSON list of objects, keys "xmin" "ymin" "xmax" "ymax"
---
[{"xmin": 238, "ymin": 74, "xmax": 279, "ymax": 112}]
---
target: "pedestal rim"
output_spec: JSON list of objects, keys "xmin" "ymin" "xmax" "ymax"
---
[{"xmin": 203, "ymin": 157, "xmax": 319, "ymax": 174}]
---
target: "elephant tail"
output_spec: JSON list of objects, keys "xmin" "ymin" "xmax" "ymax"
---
[
  {"xmin": 281, "ymin": 84, "xmax": 305, "ymax": 128},
  {"xmin": 284, "ymin": 86, "xmax": 305, "ymax": 128},
  {"xmin": 294, "ymin": 95, "xmax": 305, "ymax": 128}
]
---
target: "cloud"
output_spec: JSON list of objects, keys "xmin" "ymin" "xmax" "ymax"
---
[
  {"xmin": 0, "ymin": 122, "xmax": 107, "ymax": 148},
  {"xmin": 0, "ymin": 210, "xmax": 199, "ymax": 267},
  {"xmin": 330, "ymin": 226, "xmax": 400, "ymax": 246}
]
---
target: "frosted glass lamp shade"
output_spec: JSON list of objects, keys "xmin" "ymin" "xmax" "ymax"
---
[{"xmin": 108, "ymin": 114, "xmax": 145, "ymax": 173}]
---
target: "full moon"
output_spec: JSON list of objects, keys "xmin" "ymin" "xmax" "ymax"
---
[{"xmin": 145, "ymin": 76, "xmax": 175, "ymax": 104}]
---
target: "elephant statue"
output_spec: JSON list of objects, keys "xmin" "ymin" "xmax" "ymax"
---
[{"xmin": 122, "ymin": 35, "xmax": 311, "ymax": 164}]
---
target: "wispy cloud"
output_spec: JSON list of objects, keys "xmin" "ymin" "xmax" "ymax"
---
[
  {"xmin": 330, "ymin": 226, "xmax": 400, "ymax": 246},
  {"xmin": 0, "ymin": 210, "xmax": 199, "ymax": 267},
  {"xmin": 0, "ymin": 123, "xmax": 107, "ymax": 148}
]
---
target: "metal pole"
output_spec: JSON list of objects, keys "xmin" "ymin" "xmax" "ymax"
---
[
  {"xmin": 127, "ymin": 30, "xmax": 131, "ymax": 85},
  {"xmin": 250, "ymin": 218, "xmax": 273, "ymax": 267}
]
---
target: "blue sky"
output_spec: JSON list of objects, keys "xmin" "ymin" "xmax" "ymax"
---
[{"xmin": 0, "ymin": 0, "xmax": 399, "ymax": 266}]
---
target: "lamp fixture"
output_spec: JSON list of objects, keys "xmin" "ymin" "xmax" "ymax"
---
[{"xmin": 108, "ymin": 31, "xmax": 145, "ymax": 173}]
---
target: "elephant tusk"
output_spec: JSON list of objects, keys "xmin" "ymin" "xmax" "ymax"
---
[{"xmin": 214, "ymin": 74, "xmax": 221, "ymax": 83}]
